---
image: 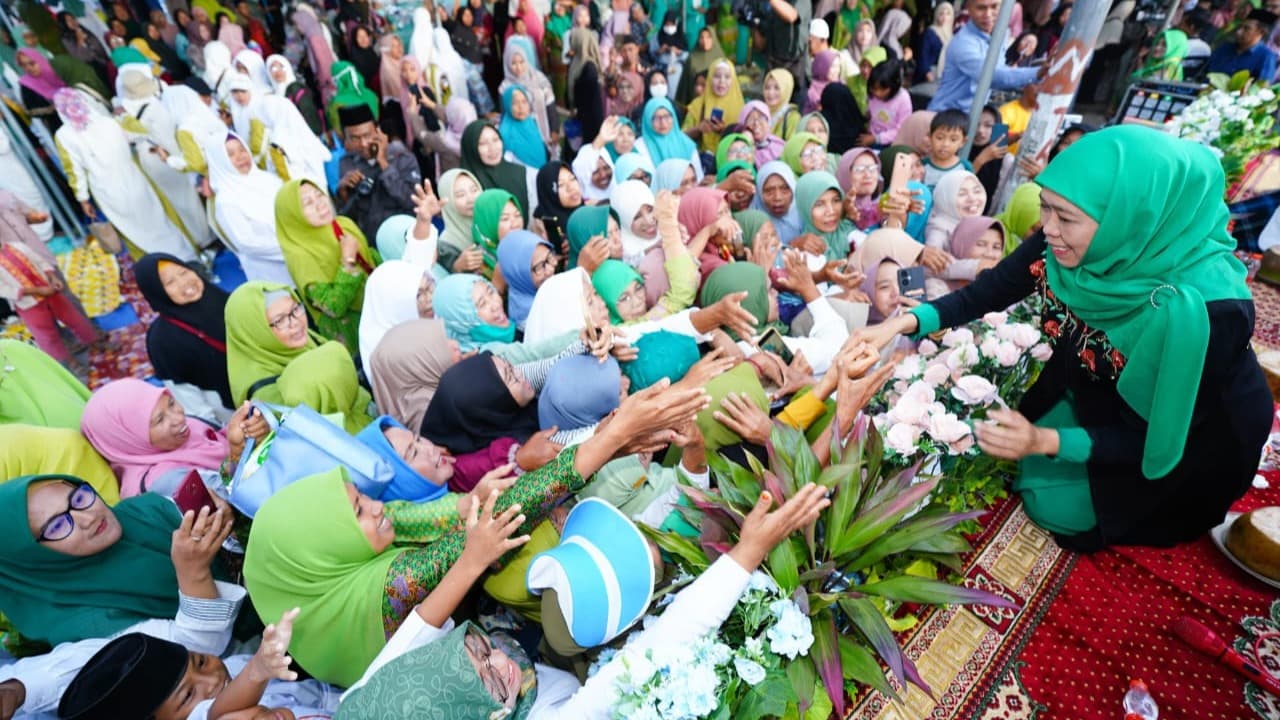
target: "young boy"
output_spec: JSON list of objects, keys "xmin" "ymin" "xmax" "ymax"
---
[
  {"xmin": 0, "ymin": 206, "xmax": 99, "ymax": 374},
  {"xmin": 922, "ymin": 109, "xmax": 975, "ymax": 189}
]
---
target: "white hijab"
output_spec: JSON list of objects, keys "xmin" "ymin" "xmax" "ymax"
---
[
  {"xmin": 925, "ymin": 170, "xmax": 983, "ymax": 247},
  {"xmin": 611, "ymin": 179, "xmax": 658, "ymax": 265},
  {"xmin": 234, "ymin": 49, "xmax": 273, "ymax": 95},
  {"xmin": 203, "ymin": 131, "xmax": 283, "ymax": 245},
  {"xmin": 255, "ymin": 94, "xmax": 331, "ymax": 170},
  {"xmin": 410, "ymin": 7, "xmax": 436, "ymax": 72},
  {"xmin": 265, "ymin": 54, "xmax": 297, "ymax": 96},
  {"xmin": 358, "ymin": 260, "xmax": 428, "ymax": 376},
  {"xmin": 202, "ymin": 41, "xmax": 233, "ymax": 101},
  {"xmin": 524, "ymin": 267, "xmax": 591, "ymax": 344},
  {"xmin": 225, "ymin": 72, "xmax": 259, "ymax": 140},
  {"xmin": 162, "ymin": 84, "xmax": 227, "ymax": 148},
  {"xmin": 572, "ymin": 145, "xmax": 614, "ymax": 203}
]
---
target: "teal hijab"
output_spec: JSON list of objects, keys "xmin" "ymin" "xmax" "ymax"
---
[
  {"xmin": 796, "ymin": 171, "xmax": 855, "ymax": 261},
  {"xmin": 1035, "ymin": 125, "xmax": 1252, "ymax": 479},
  {"xmin": 434, "ymin": 273, "xmax": 517, "ymax": 350},
  {"xmin": 0, "ymin": 476, "xmax": 180, "ymax": 645},
  {"xmin": 498, "ymin": 85, "xmax": 549, "ymax": 169},
  {"xmin": 566, "ymin": 205, "xmax": 615, "ymax": 269}
]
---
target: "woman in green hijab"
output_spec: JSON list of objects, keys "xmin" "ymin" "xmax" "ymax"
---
[
  {"xmin": 795, "ymin": 171, "xmax": 856, "ymax": 262},
  {"xmin": 274, "ymin": 178, "xmax": 378, "ymax": 350},
  {"xmin": 327, "ymin": 59, "xmax": 380, "ymax": 131},
  {"xmin": 0, "ymin": 475, "xmax": 184, "ymax": 645},
  {"xmin": 1131, "ymin": 29, "xmax": 1189, "ymax": 81},
  {"xmin": 245, "ymin": 382, "xmax": 712, "ymax": 688},
  {"xmin": 435, "ymin": 169, "xmax": 486, "ymax": 275},
  {"xmin": 996, "ymin": 182, "xmax": 1042, "ymax": 254},
  {"xmin": 565, "ymin": 205, "xmax": 621, "ymax": 271},
  {"xmin": 224, "ymin": 281, "xmax": 374, "ymax": 432},
  {"xmin": 855, "ymin": 125, "xmax": 1271, "ymax": 552},
  {"xmin": 470, "ymin": 188, "xmax": 524, "ymax": 276},
  {"xmin": 0, "ymin": 338, "xmax": 90, "ymax": 428}
]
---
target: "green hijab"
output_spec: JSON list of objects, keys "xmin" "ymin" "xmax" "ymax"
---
[
  {"xmin": 699, "ymin": 263, "xmax": 770, "ymax": 337},
  {"xmin": 781, "ymin": 131, "xmax": 822, "ymax": 176},
  {"xmin": 336, "ymin": 621, "xmax": 537, "ymax": 720},
  {"xmin": 225, "ymin": 282, "xmax": 373, "ymax": 431},
  {"xmin": 696, "ymin": 363, "xmax": 769, "ymax": 453},
  {"xmin": 566, "ymin": 205, "xmax": 615, "ymax": 269},
  {"xmin": 591, "ymin": 259, "xmax": 644, "ymax": 323},
  {"xmin": 796, "ymin": 171, "xmax": 855, "ymax": 261},
  {"xmin": 1035, "ymin": 125, "xmax": 1252, "ymax": 479},
  {"xmin": 0, "ymin": 426, "xmax": 120, "ymax": 506},
  {"xmin": 438, "ymin": 168, "xmax": 480, "ymax": 254},
  {"xmin": 996, "ymin": 182, "xmax": 1042, "ymax": 254},
  {"xmin": 244, "ymin": 467, "xmax": 403, "ymax": 688},
  {"xmin": 1134, "ymin": 29, "xmax": 1188, "ymax": 81},
  {"xmin": 715, "ymin": 132, "xmax": 752, "ymax": 171},
  {"xmin": 850, "ymin": 46, "xmax": 887, "ymax": 114},
  {"xmin": 329, "ymin": 60, "xmax": 380, "ymax": 129},
  {"xmin": 471, "ymin": 189, "xmax": 520, "ymax": 271},
  {"xmin": 460, "ymin": 120, "xmax": 531, "ymax": 224},
  {"xmin": 620, "ymin": 330, "xmax": 702, "ymax": 390},
  {"xmin": 0, "ymin": 476, "xmax": 180, "ymax": 645},
  {"xmin": 274, "ymin": 179, "xmax": 376, "ymax": 302},
  {"xmin": 716, "ymin": 159, "xmax": 756, "ymax": 184},
  {"xmin": 734, "ymin": 209, "xmax": 772, "ymax": 249},
  {"xmin": 0, "ymin": 338, "xmax": 90, "ymax": 428}
]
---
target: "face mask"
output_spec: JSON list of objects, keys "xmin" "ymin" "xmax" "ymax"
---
[
  {"xmin": 663, "ymin": 24, "xmax": 677, "ymax": 33},
  {"xmin": 650, "ymin": 83, "xmax": 668, "ymax": 98}
]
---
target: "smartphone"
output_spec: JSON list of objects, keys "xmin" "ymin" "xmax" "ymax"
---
[
  {"xmin": 990, "ymin": 122, "xmax": 1009, "ymax": 146},
  {"xmin": 889, "ymin": 152, "xmax": 913, "ymax": 195},
  {"xmin": 758, "ymin": 326, "xmax": 795, "ymax": 365},
  {"xmin": 710, "ymin": 107, "xmax": 724, "ymax": 123},
  {"xmin": 173, "ymin": 470, "xmax": 217, "ymax": 516},
  {"xmin": 898, "ymin": 266, "xmax": 926, "ymax": 300}
]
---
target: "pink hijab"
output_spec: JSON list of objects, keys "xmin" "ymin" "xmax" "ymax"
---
[
  {"xmin": 218, "ymin": 19, "xmax": 247, "ymax": 56},
  {"xmin": 896, "ymin": 111, "xmax": 936, "ymax": 156},
  {"xmin": 950, "ymin": 216, "xmax": 1004, "ymax": 260},
  {"xmin": 17, "ymin": 49, "xmax": 66, "ymax": 102},
  {"xmin": 81, "ymin": 379, "xmax": 230, "ymax": 498},
  {"xmin": 52, "ymin": 88, "xmax": 91, "ymax": 131},
  {"xmin": 678, "ymin": 187, "xmax": 732, "ymax": 280},
  {"xmin": 741, "ymin": 100, "xmax": 784, "ymax": 165},
  {"xmin": 836, "ymin": 148, "xmax": 882, "ymax": 230}
]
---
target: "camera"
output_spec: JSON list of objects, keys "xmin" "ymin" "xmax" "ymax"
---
[
  {"xmin": 355, "ymin": 175, "xmax": 376, "ymax": 196},
  {"xmin": 734, "ymin": 0, "xmax": 772, "ymax": 27}
]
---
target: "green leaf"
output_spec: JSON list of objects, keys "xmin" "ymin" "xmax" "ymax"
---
[
  {"xmin": 786, "ymin": 655, "xmax": 818, "ymax": 716},
  {"xmin": 822, "ymin": 464, "xmax": 863, "ymax": 559},
  {"xmin": 768, "ymin": 536, "xmax": 801, "ymax": 594},
  {"xmin": 839, "ymin": 596, "xmax": 907, "ymax": 687},
  {"xmin": 809, "ymin": 611, "xmax": 848, "ymax": 717},
  {"xmin": 804, "ymin": 680, "xmax": 835, "ymax": 720},
  {"xmin": 737, "ymin": 670, "xmax": 796, "ymax": 720},
  {"xmin": 909, "ymin": 531, "xmax": 973, "ymax": 555},
  {"xmin": 857, "ymin": 575, "xmax": 1020, "ymax": 609},
  {"xmin": 638, "ymin": 526, "xmax": 709, "ymax": 573},
  {"xmin": 838, "ymin": 634, "xmax": 899, "ymax": 701},
  {"xmin": 833, "ymin": 478, "xmax": 940, "ymax": 558},
  {"xmin": 846, "ymin": 509, "xmax": 985, "ymax": 572}
]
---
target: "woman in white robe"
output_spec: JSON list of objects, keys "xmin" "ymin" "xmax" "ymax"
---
[
  {"xmin": 204, "ymin": 131, "xmax": 292, "ymax": 285},
  {"xmin": 202, "ymin": 41, "xmax": 234, "ymax": 102},
  {"xmin": 114, "ymin": 64, "xmax": 211, "ymax": 250},
  {"xmin": 53, "ymin": 88, "xmax": 195, "ymax": 260},
  {"xmin": 254, "ymin": 94, "xmax": 332, "ymax": 192}
]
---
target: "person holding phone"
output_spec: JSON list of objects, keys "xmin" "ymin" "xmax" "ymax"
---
[
  {"xmin": 682, "ymin": 59, "xmax": 744, "ymax": 153},
  {"xmin": 851, "ymin": 126, "xmax": 1271, "ymax": 553}
]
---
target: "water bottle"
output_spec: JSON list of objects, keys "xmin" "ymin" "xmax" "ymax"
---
[{"xmin": 1122, "ymin": 679, "xmax": 1159, "ymax": 720}]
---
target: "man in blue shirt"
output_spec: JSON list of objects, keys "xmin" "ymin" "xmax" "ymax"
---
[
  {"xmin": 1206, "ymin": 14, "xmax": 1278, "ymax": 81},
  {"xmin": 929, "ymin": 0, "xmax": 1041, "ymax": 112}
]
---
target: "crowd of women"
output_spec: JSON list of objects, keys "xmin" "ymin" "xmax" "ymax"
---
[{"xmin": 0, "ymin": 0, "xmax": 1273, "ymax": 717}]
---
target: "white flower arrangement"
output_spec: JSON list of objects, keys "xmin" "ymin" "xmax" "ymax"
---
[{"xmin": 1167, "ymin": 80, "xmax": 1280, "ymax": 186}]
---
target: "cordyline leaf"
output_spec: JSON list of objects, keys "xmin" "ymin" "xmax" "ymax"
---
[
  {"xmin": 699, "ymin": 518, "xmax": 730, "ymax": 562},
  {"xmin": 678, "ymin": 485, "xmax": 744, "ymax": 531},
  {"xmin": 744, "ymin": 448, "xmax": 769, "ymax": 481},
  {"xmin": 903, "ymin": 655, "xmax": 934, "ymax": 698},
  {"xmin": 798, "ymin": 561, "xmax": 837, "ymax": 584},
  {"xmin": 810, "ymin": 610, "xmax": 847, "ymax": 717},
  {"xmin": 791, "ymin": 585, "xmax": 810, "ymax": 614},
  {"xmin": 700, "ymin": 541, "xmax": 732, "ymax": 558},
  {"xmin": 833, "ymin": 477, "xmax": 940, "ymax": 558},
  {"xmin": 839, "ymin": 597, "xmax": 907, "ymax": 688},
  {"xmin": 816, "ymin": 462, "xmax": 857, "ymax": 491},
  {"xmin": 762, "ymin": 470, "xmax": 789, "ymax": 504},
  {"xmin": 865, "ymin": 461, "xmax": 922, "ymax": 510},
  {"xmin": 863, "ymin": 419, "xmax": 885, "ymax": 485},
  {"xmin": 911, "ymin": 550, "xmax": 966, "ymax": 573},
  {"xmin": 769, "ymin": 536, "xmax": 801, "ymax": 594},
  {"xmin": 708, "ymin": 452, "xmax": 761, "ymax": 509},
  {"xmin": 909, "ymin": 531, "xmax": 974, "ymax": 556},
  {"xmin": 823, "ymin": 465, "xmax": 864, "ymax": 560},
  {"xmin": 837, "ymin": 633, "xmax": 900, "ymax": 702},
  {"xmin": 638, "ymin": 525, "xmax": 709, "ymax": 572},
  {"xmin": 786, "ymin": 654, "xmax": 818, "ymax": 716},
  {"xmin": 857, "ymin": 576, "xmax": 1020, "ymax": 609},
  {"xmin": 846, "ymin": 509, "xmax": 986, "ymax": 572}
]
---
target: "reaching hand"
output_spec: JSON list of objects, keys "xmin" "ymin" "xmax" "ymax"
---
[
  {"xmin": 674, "ymin": 347, "xmax": 738, "ymax": 390},
  {"xmin": 515, "ymin": 430, "xmax": 565, "ymax": 471},
  {"xmin": 248, "ymin": 608, "xmax": 300, "ymax": 683},
  {"xmin": 713, "ymin": 391, "xmax": 774, "ymax": 445},
  {"xmin": 412, "ymin": 180, "xmax": 441, "ymax": 222},
  {"xmin": 834, "ymin": 361, "xmax": 894, "ymax": 431},
  {"xmin": 455, "ymin": 247, "xmax": 486, "ymax": 273},
  {"xmin": 654, "ymin": 190, "xmax": 679, "ymax": 224},
  {"xmin": 578, "ymin": 236, "xmax": 610, "ymax": 273},
  {"xmin": 975, "ymin": 409, "xmax": 1055, "ymax": 460},
  {"xmin": 918, "ymin": 246, "xmax": 953, "ymax": 275},
  {"xmin": 774, "ymin": 250, "xmax": 819, "ymax": 300},
  {"xmin": 460, "ymin": 490, "xmax": 530, "ymax": 570},
  {"xmin": 790, "ymin": 234, "xmax": 828, "ymax": 256},
  {"xmin": 457, "ymin": 463, "xmax": 519, "ymax": 518},
  {"xmin": 729, "ymin": 484, "xmax": 831, "ymax": 571},
  {"xmin": 710, "ymin": 291, "xmax": 758, "ymax": 340},
  {"xmin": 775, "ymin": 349, "xmax": 813, "ymax": 399},
  {"xmin": 170, "ymin": 504, "xmax": 234, "ymax": 577}
]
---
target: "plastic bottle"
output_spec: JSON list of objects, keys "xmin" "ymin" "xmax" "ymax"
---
[{"xmin": 1122, "ymin": 679, "xmax": 1159, "ymax": 720}]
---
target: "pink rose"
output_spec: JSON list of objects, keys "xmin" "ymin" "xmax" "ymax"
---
[
  {"xmin": 917, "ymin": 339, "xmax": 939, "ymax": 357},
  {"xmin": 979, "ymin": 337, "xmax": 1002, "ymax": 361},
  {"xmin": 945, "ymin": 344, "xmax": 979, "ymax": 372},
  {"xmin": 885, "ymin": 423, "xmax": 923, "ymax": 456},
  {"xmin": 951, "ymin": 375, "xmax": 998, "ymax": 405},
  {"xmin": 994, "ymin": 341, "xmax": 1021, "ymax": 367},
  {"xmin": 893, "ymin": 355, "xmax": 925, "ymax": 381},
  {"xmin": 1005, "ymin": 323, "xmax": 1041, "ymax": 350},
  {"xmin": 923, "ymin": 363, "xmax": 951, "ymax": 386},
  {"xmin": 927, "ymin": 411, "xmax": 971, "ymax": 444},
  {"xmin": 982, "ymin": 311, "xmax": 1009, "ymax": 327},
  {"xmin": 941, "ymin": 327, "xmax": 975, "ymax": 347},
  {"xmin": 1030, "ymin": 342, "xmax": 1053, "ymax": 362}
]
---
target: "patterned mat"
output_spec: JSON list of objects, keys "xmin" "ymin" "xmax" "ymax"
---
[
  {"xmin": 1254, "ymin": 281, "xmax": 1280, "ymax": 352},
  {"xmin": 846, "ymin": 496, "xmax": 1075, "ymax": 720}
]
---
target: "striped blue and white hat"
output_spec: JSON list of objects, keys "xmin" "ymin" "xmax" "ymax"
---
[{"xmin": 526, "ymin": 498, "xmax": 655, "ymax": 648}]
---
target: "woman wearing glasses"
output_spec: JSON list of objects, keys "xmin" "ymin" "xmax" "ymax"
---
[
  {"xmin": 0, "ymin": 474, "xmax": 239, "ymax": 654},
  {"xmin": 224, "ymin": 281, "xmax": 374, "ymax": 433},
  {"xmin": 496, "ymin": 231, "xmax": 559, "ymax": 332}
]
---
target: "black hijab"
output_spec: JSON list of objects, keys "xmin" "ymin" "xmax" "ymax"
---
[
  {"xmin": 460, "ymin": 120, "xmax": 531, "ymax": 223},
  {"xmin": 533, "ymin": 161, "xmax": 579, "ymax": 252},
  {"xmin": 135, "ymin": 253, "xmax": 232, "ymax": 407},
  {"xmin": 347, "ymin": 25, "xmax": 381, "ymax": 94},
  {"xmin": 819, "ymin": 83, "xmax": 864, "ymax": 155},
  {"xmin": 420, "ymin": 353, "xmax": 541, "ymax": 453}
]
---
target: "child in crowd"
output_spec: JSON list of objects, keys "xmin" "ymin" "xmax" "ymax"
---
[
  {"xmin": 922, "ymin": 109, "xmax": 974, "ymax": 188},
  {"xmin": 998, "ymin": 83, "xmax": 1038, "ymax": 153},
  {"xmin": 865, "ymin": 60, "xmax": 912, "ymax": 147},
  {"xmin": 0, "ymin": 211, "xmax": 98, "ymax": 373}
]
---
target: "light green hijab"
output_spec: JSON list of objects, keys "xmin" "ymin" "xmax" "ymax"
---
[
  {"xmin": 699, "ymin": 263, "xmax": 771, "ymax": 337},
  {"xmin": 439, "ymin": 168, "xmax": 481, "ymax": 254},
  {"xmin": 0, "ymin": 338, "xmax": 90, "ymax": 428},
  {"xmin": 0, "ymin": 426, "xmax": 120, "ymax": 506},
  {"xmin": 245, "ymin": 467, "xmax": 403, "ymax": 688},
  {"xmin": 796, "ymin": 171, "xmax": 855, "ymax": 261},
  {"xmin": 997, "ymin": 182, "xmax": 1042, "ymax": 254},
  {"xmin": 781, "ymin": 131, "xmax": 822, "ymax": 176},
  {"xmin": 274, "ymin": 179, "xmax": 376, "ymax": 302},
  {"xmin": 1133, "ymin": 29, "xmax": 1188, "ymax": 81},
  {"xmin": 1035, "ymin": 125, "xmax": 1252, "ymax": 479},
  {"xmin": 224, "ymin": 282, "xmax": 373, "ymax": 431},
  {"xmin": 696, "ymin": 363, "xmax": 769, "ymax": 453},
  {"xmin": 734, "ymin": 209, "xmax": 772, "ymax": 249},
  {"xmin": 336, "ymin": 620, "xmax": 537, "ymax": 720}
]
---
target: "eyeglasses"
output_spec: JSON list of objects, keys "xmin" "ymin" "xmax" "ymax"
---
[
  {"xmin": 728, "ymin": 146, "xmax": 754, "ymax": 160},
  {"xmin": 267, "ymin": 303, "xmax": 305, "ymax": 331},
  {"xmin": 532, "ymin": 252, "xmax": 559, "ymax": 277},
  {"xmin": 38, "ymin": 483, "xmax": 98, "ymax": 543},
  {"xmin": 465, "ymin": 631, "xmax": 509, "ymax": 704},
  {"xmin": 801, "ymin": 147, "xmax": 826, "ymax": 160},
  {"xmin": 851, "ymin": 164, "xmax": 879, "ymax": 174}
]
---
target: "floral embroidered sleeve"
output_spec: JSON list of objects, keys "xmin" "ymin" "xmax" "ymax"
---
[{"xmin": 386, "ymin": 495, "xmax": 463, "ymax": 544}]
